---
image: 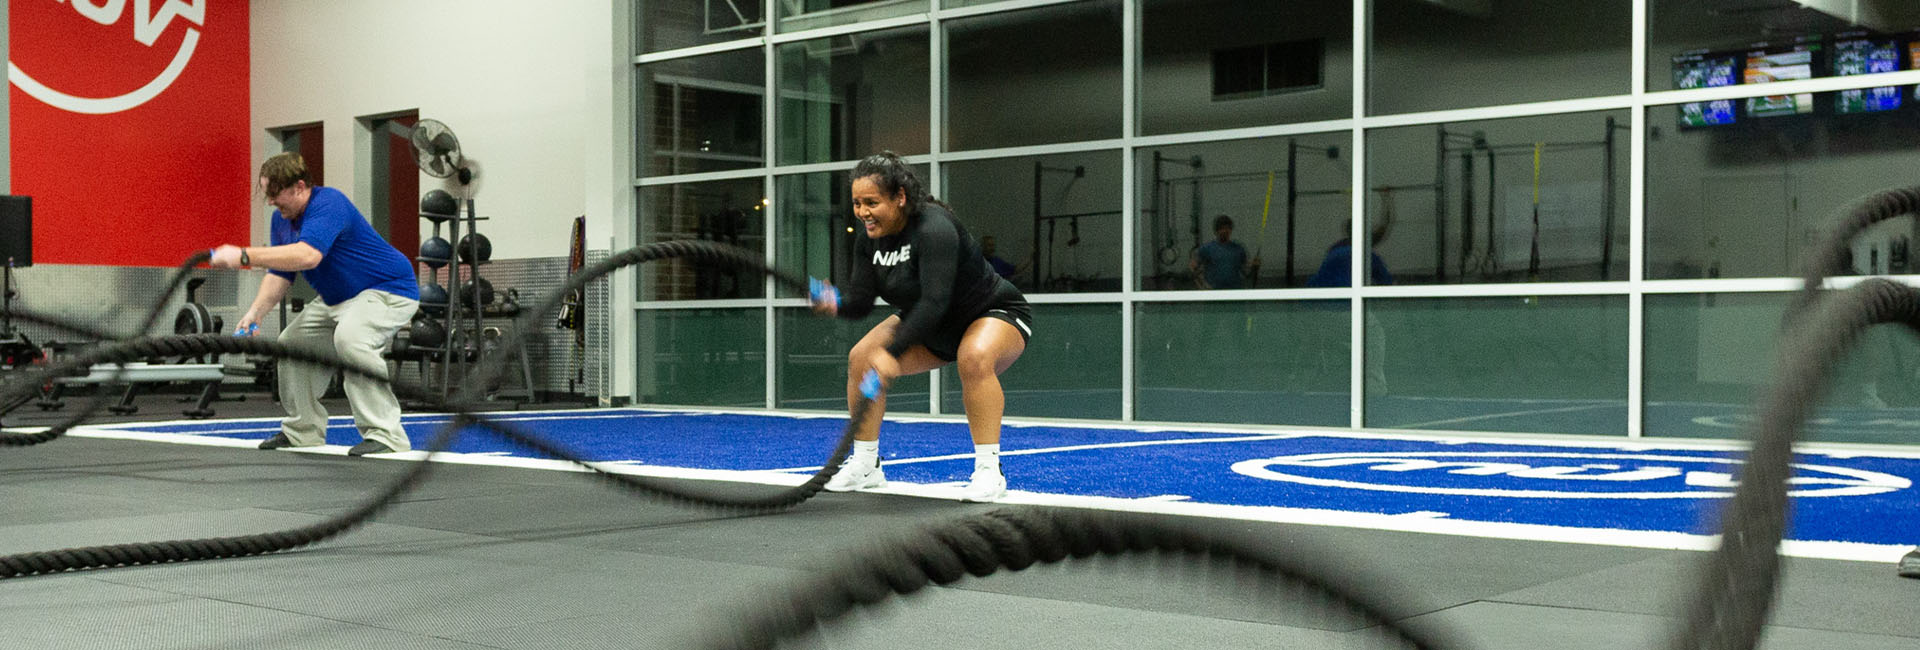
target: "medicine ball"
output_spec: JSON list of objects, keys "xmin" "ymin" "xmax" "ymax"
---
[
  {"xmin": 458, "ymin": 233, "xmax": 492, "ymax": 264},
  {"xmin": 410, "ymin": 318, "xmax": 447, "ymax": 349},
  {"xmin": 420, "ymin": 189, "xmax": 458, "ymax": 218},
  {"xmin": 419, "ymin": 283, "xmax": 449, "ymax": 316},
  {"xmin": 419, "ymin": 237, "xmax": 453, "ymax": 268},
  {"xmin": 460, "ymin": 278, "xmax": 495, "ymax": 307}
]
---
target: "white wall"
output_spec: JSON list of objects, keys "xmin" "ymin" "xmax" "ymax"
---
[{"xmin": 249, "ymin": 0, "xmax": 620, "ymax": 263}]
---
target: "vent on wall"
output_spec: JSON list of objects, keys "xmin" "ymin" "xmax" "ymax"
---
[{"xmin": 1211, "ymin": 39, "xmax": 1325, "ymax": 100}]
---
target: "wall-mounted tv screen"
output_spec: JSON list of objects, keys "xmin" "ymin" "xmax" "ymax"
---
[
  {"xmin": 1833, "ymin": 36, "xmax": 1902, "ymax": 114},
  {"xmin": 1673, "ymin": 50, "xmax": 1738, "ymax": 127},
  {"xmin": 1744, "ymin": 43, "xmax": 1818, "ymax": 118}
]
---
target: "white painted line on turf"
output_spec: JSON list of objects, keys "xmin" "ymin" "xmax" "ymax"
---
[
  {"xmin": 83, "ymin": 410, "xmax": 707, "ymax": 431},
  {"xmin": 764, "ymin": 433, "xmax": 1303, "ymax": 472},
  {"xmin": 1395, "ymin": 403, "xmax": 1621, "ymax": 430},
  {"xmin": 593, "ymin": 404, "xmax": 1920, "ymax": 460}
]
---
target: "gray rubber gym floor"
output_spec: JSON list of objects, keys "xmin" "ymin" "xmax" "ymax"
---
[{"xmin": 3, "ymin": 394, "xmax": 1917, "ymax": 649}]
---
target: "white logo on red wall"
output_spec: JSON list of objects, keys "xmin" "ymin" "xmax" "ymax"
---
[{"xmin": 9, "ymin": 0, "xmax": 206, "ymax": 114}]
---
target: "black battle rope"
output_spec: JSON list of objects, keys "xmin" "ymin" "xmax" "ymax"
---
[
  {"xmin": 1666, "ymin": 185, "xmax": 1920, "ymax": 650},
  {"xmin": 1787, "ymin": 185, "xmax": 1920, "ymax": 321},
  {"xmin": 9, "ymin": 252, "xmax": 221, "ymax": 449},
  {"xmin": 0, "ymin": 241, "xmax": 858, "ymax": 578},
  {"xmin": 5, "ymin": 239, "xmax": 1451, "ymax": 649},
  {"xmin": 0, "ymin": 314, "xmax": 868, "ymax": 578},
  {"xmin": 698, "ymin": 506, "xmax": 1456, "ymax": 650}
]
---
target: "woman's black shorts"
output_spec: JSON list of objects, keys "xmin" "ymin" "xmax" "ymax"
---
[{"xmin": 920, "ymin": 297, "xmax": 1033, "ymax": 362}]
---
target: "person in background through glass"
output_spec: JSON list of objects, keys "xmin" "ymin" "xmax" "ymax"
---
[{"xmin": 1191, "ymin": 214, "xmax": 1260, "ymax": 289}]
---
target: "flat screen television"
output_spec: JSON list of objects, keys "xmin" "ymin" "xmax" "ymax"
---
[
  {"xmin": 1672, "ymin": 49, "xmax": 1738, "ymax": 127},
  {"xmin": 1743, "ymin": 42, "xmax": 1818, "ymax": 118},
  {"xmin": 1832, "ymin": 35, "xmax": 1902, "ymax": 114},
  {"xmin": 1912, "ymin": 39, "xmax": 1920, "ymax": 103}
]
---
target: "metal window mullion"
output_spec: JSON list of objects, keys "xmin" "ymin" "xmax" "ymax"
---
[
  {"xmin": 616, "ymin": 0, "xmax": 640, "ymax": 405},
  {"xmin": 767, "ymin": 13, "xmax": 930, "ymax": 45},
  {"xmin": 763, "ymin": 6, "xmax": 778, "ymax": 411},
  {"xmin": 1119, "ymin": 0, "xmax": 1138, "ymax": 423},
  {"xmin": 1349, "ymin": 0, "xmax": 1368, "ymax": 430},
  {"xmin": 764, "ymin": 171, "xmax": 777, "ymax": 410},
  {"xmin": 1626, "ymin": 0, "xmax": 1648, "ymax": 438},
  {"xmin": 935, "ymin": 0, "xmax": 1084, "ymax": 21},
  {"xmin": 928, "ymin": 14, "xmax": 946, "ymax": 416}
]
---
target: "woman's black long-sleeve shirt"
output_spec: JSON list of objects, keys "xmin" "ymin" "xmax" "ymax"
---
[{"xmin": 839, "ymin": 202, "xmax": 1017, "ymax": 357}]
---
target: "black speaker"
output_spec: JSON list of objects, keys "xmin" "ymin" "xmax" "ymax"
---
[{"xmin": 0, "ymin": 196, "xmax": 30, "ymax": 268}]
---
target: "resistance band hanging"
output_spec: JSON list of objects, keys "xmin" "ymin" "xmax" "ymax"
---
[{"xmin": 1529, "ymin": 141, "xmax": 1543, "ymax": 281}]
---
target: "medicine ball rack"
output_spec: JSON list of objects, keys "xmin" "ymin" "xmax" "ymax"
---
[{"xmin": 412, "ymin": 194, "xmax": 535, "ymax": 405}]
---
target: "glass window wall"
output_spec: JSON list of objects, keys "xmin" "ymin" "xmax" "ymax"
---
[
  {"xmin": 640, "ymin": 0, "xmax": 763, "ymax": 53},
  {"xmin": 776, "ymin": 25, "xmax": 930, "ymax": 165},
  {"xmin": 1135, "ymin": 300, "xmax": 1349, "ymax": 426},
  {"xmin": 1140, "ymin": 0, "xmax": 1352, "ymax": 135},
  {"xmin": 638, "ymin": 308, "xmax": 766, "ymax": 407},
  {"xmin": 778, "ymin": 0, "xmax": 927, "ymax": 34},
  {"xmin": 1647, "ymin": 1, "xmax": 1909, "ymax": 93},
  {"xmin": 941, "ymin": 303, "xmax": 1122, "ymax": 420},
  {"xmin": 640, "ymin": 179, "xmax": 768, "ymax": 301},
  {"xmin": 944, "ymin": 151, "xmax": 1123, "ymax": 294},
  {"xmin": 1367, "ymin": 296, "xmax": 1628, "ymax": 436},
  {"xmin": 1644, "ymin": 100, "xmax": 1920, "ymax": 280},
  {"xmin": 638, "ymin": 49, "xmax": 765, "ymax": 177},
  {"xmin": 625, "ymin": 0, "xmax": 1920, "ymax": 444},
  {"xmin": 945, "ymin": 1, "xmax": 1123, "ymax": 151},
  {"xmin": 1366, "ymin": 110, "xmax": 1630, "ymax": 285},
  {"xmin": 776, "ymin": 307, "xmax": 932, "ymax": 411},
  {"xmin": 1138, "ymin": 133, "xmax": 1350, "ymax": 290},
  {"xmin": 1369, "ymin": 0, "xmax": 1631, "ymax": 115},
  {"xmin": 1645, "ymin": 292, "xmax": 1920, "ymax": 445}
]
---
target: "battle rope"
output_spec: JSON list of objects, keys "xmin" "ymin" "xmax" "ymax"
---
[
  {"xmin": 697, "ymin": 506, "xmax": 1458, "ymax": 650},
  {"xmin": 0, "ymin": 238, "xmax": 1469, "ymax": 649},
  {"xmin": 1668, "ymin": 183, "xmax": 1920, "ymax": 650},
  {"xmin": 0, "ymin": 241, "xmax": 854, "ymax": 578},
  {"xmin": 10, "ymin": 202, "xmax": 1915, "ymax": 649},
  {"xmin": 9, "ymin": 252, "xmax": 223, "ymax": 450}
]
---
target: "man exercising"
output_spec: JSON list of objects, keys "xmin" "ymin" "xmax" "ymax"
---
[{"xmin": 209, "ymin": 153, "xmax": 420, "ymax": 456}]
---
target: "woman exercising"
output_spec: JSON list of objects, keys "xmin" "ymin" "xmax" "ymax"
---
[{"xmin": 810, "ymin": 152, "xmax": 1033, "ymax": 502}]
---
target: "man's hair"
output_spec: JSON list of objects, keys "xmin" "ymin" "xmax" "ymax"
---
[
  {"xmin": 259, "ymin": 152, "xmax": 311, "ymax": 196},
  {"xmin": 1213, "ymin": 214, "xmax": 1234, "ymax": 230}
]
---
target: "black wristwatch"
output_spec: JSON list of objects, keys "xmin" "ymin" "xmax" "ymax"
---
[{"xmin": 239, "ymin": 249, "xmax": 250, "ymax": 267}]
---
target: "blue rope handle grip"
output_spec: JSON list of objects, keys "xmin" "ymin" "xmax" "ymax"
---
[
  {"xmin": 808, "ymin": 277, "xmax": 839, "ymax": 311},
  {"xmin": 858, "ymin": 369, "xmax": 882, "ymax": 400}
]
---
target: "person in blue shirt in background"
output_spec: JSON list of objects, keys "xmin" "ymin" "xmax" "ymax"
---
[
  {"xmin": 209, "ymin": 152, "xmax": 420, "ymax": 457},
  {"xmin": 1307, "ymin": 187, "xmax": 1394, "ymax": 288},
  {"xmin": 1190, "ymin": 215, "xmax": 1260, "ymax": 289},
  {"xmin": 981, "ymin": 235, "xmax": 1021, "ymax": 282},
  {"xmin": 1306, "ymin": 187, "xmax": 1396, "ymax": 390}
]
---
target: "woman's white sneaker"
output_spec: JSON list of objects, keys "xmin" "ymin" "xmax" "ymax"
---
[
  {"xmin": 825, "ymin": 460, "xmax": 886, "ymax": 492},
  {"xmin": 959, "ymin": 468, "xmax": 1007, "ymax": 502}
]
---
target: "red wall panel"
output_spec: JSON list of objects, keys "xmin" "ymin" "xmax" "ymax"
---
[{"xmin": 9, "ymin": 0, "xmax": 250, "ymax": 267}]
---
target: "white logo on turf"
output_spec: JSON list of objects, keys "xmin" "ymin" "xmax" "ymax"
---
[{"xmin": 1230, "ymin": 451, "xmax": 1910, "ymax": 499}]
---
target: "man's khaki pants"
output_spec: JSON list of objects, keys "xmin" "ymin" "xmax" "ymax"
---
[{"xmin": 277, "ymin": 289, "xmax": 419, "ymax": 450}]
